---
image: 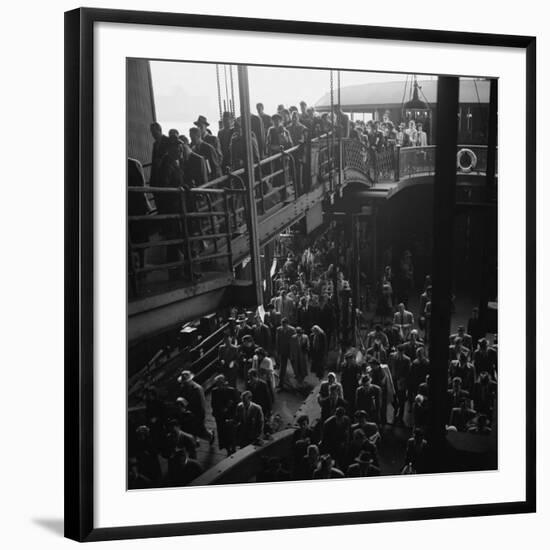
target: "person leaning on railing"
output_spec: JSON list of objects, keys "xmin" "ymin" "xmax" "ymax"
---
[
  {"xmin": 149, "ymin": 121, "xmax": 170, "ymax": 187},
  {"xmin": 155, "ymin": 137, "xmax": 187, "ymax": 278}
]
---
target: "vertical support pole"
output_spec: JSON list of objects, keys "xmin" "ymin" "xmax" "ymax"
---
[
  {"xmin": 237, "ymin": 65, "xmax": 263, "ymax": 307},
  {"xmin": 394, "ymin": 146, "xmax": 401, "ymax": 182},
  {"xmin": 427, "ymin": 76, "xmax": 459, "ymax": 469},
  {"xmin": 478, "ymin": 78, "xmax": 498, "ymax": 336}
]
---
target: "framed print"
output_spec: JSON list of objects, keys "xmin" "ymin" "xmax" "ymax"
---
[{"xmin": 65, "ymin": 7, "xmax": 536, "ymax": 542}]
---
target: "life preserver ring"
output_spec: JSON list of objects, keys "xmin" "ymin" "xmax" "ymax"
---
[{"xmin": 456, "ymin": 148, "xmax": 477, "ymax": 173}]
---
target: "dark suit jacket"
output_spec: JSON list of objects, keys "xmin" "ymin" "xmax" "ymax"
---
[
  {"xmin": 211, "ymin": 385, "xmax": 240, "ymax": 420},
  {"xmin": 182, "ymin": 152, "xmax": 208, "ymax": 188},
  {"xmin": 276, "ymin": 325, "xmax": 296, "ymax": 355},
  {"xmin": 321, "ymin": 415, "xmax": 350, "ymax": 453},
  {"xmin": 179, "ymin": 381, "xmax": 207, "ymax": 422},
  {"xmin": 235, "ymin": 401, "xmax": 264, "ymax": 446},
  {"xmin": 246, "ymin": 378, "xmax": 272, "ymax": 415}
]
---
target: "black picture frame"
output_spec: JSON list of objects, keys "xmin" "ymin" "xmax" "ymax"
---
[{"xmin": 65, "ymin": 7, "xmax": 536, "ymax": 542}]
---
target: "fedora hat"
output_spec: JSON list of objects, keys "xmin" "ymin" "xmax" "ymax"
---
[
  {"xmin": 177, "ymin": 370, "xmax": 194, "ymax": 384},
  {"xmin": 194, "ymin": 115, "xmax": 210, "ymax": 127},
  {"xmin": 355, "ymin": 450, "xmax": 374, "ymax": 464}
]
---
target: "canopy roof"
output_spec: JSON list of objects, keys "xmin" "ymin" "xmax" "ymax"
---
[{"xmin": 314, "ymin": 79, "xmax": 490, "ymax": 112}]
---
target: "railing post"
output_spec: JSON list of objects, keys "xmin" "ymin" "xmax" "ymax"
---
[
  {"xmin": 257, "ymin": 162, "xmax": 265, "ymax": 215},
  {"xmin": 180, "ymin": 188, "xmax": 194, "ymax": 284},
  {"xmin": 305, "ymin": 138, "xmax": 312, "ymax": 193},
  {"xmin": 128, "ymin": 234, "xmax": 139, "ymax": 297},
  {"xmin": 223, "ymin": 190, "xmax": 233, "ymax": 273},
  {"xmin": 394, "ymin": 145, "xmax": 401, "ymax": 182}
]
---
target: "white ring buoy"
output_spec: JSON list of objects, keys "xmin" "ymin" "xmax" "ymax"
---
[{"xmin": 456, "ymin": 148, "xmax": 478, "ymax": 173}]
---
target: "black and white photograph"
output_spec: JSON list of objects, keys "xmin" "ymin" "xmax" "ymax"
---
[{"xmin": 127, "ymin": 59, "xmax": 498, "ymax": 489}]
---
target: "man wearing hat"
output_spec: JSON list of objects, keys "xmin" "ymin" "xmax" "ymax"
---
[
  {"xmin": 194, "ymin": 115, "xmax": 222, "ymax": 159},
  {"xmin": 217, "ymin": 111, "xmax": 235, "ymax": 168},
  {"xmin": 178, "ymin": 368, "xmax": 215, "ymax": 445},
  {"xmin": 189, "ymin": 126, "xmax": 221, "ymax": 180},
  {"xmin": 234, "ymin": 390, "xmax": 264, "ymax": 447},
  {"xmin": 346, "ymin": 450, "xmax": 381, "ymax": 478},
  {"xmin": 210, "ymin": 374, "xmax": 240, "ymax": 455}
]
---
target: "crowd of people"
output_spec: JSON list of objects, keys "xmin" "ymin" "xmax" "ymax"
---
[
  {"xmin": 134, "ymin": 104, "xmax": 429, "ymax": 201},
  {"xmin": 129, "ymin": 214, "xmax": 497, "ymax": 488}
]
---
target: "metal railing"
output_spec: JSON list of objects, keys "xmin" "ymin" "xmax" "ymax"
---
[
  {"xmin": 341, "ymin": 141, "xmax": 492, "ymax": 185},
  {"xmin": 128, "ymin": 321, "xmax": 230, "ymax": 406},
  {"xmin": 128, "ymin": 134, "xmax": 339, "ymax": 297}
]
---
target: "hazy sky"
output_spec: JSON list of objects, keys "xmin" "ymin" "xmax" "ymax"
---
[{"xmin": 150, "ymin": 60, "xmax": 431, "ymax": 130}]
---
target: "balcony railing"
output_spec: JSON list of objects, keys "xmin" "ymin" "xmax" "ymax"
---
[{"xmin": 341, "ymin": 141, "xmax": 492, "ymax": 184}]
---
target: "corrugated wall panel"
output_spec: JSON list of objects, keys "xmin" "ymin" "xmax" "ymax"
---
[{"xmin": 127, "ymin": 58, "xmax": 156, "ymax": 180}]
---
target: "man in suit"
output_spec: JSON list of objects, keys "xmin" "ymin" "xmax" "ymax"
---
[
  {"xmin": 340, "ymin": 350, "xmax": 361, "ymax": 410},
  {"xmin": 189, "ymin": 126, "xmax": 221, "ymax": 180},
  {"xmin": 320, "ymin": 406, "xmax": 350, "ymax": 467},
  {"xmin": 393, "ymin": 302, "xmax": 414, "ymax": 341},
  {"xmin": 473, "ymin": 338, "xmax": 498, "ymax": 380},
  {"xmin": 252, "ymin": 315, "xmax": 271, "ymax": 352},
  {"xmin": 256, "ymin": 103, "xmax": 273, "ymax": 151},
  {"xmin": 447, "ymin": 376, "xmax": 471, "ymax": 420},
  {"xmin": 274, "ymin": 290, "xmax": 295, "ymax": 323},
  {"xmin": 402, "ymin": 330, "xmax": 423, "ymax": 362},
  {"xmin": 217, "ymin": 111, "xmax": 235, "ymax": 169},
  {"xmin": 210, "ymin": 374, "xmax": 240, "ymax": 455},
  {"xmin": 217, "ymin": 330, "xmax": 240, "ymax": 387},
  {"xmin": 366, "ymin": 324, "xmax": 390, "ymax": 351},
  {"xmin": 309, "ymin": 325, "xmax": 327, "ymax": 379},
  {"xmin": 467, "ymin": 307, "xmax": 483, "ymax": 348},
  {"xmin": 449, "ymin": 337, "xmax": 471, "ymax": 362},
  {"xmin": 366, "ymin": 341, "xmax": 388, "ymax": 364},
  {"xmin": 319, "ymin": 383, "xmax": 347, "ymax": 423},
  {"xmin": 355, "ymin": 373, "xmax": 382, "ymax": 425},
  {"xmin": 276, "ymin": 318, "xmax": 296, "ymax": 390},
  {"xmin": 149, "ymin": 121, "xmax": 170, "ymax": 186},
  {"xmin": 416, "ymin": 122, "xmax": 428, "ymax": 146},
  {"xmin": 246, "ymin": 368, "xmax": 273, "ymax": 419},
  {"xmin": 179, "ymin": 135, "xmax": 208, "ymax": 189},
  {"xmin": 177, "ymin": 369, "xmax": 215, "ymax": 445},
  {"xmin": 449, "ymin": 325, "xmax": 473, "ymax": 352},
  {"xmin": 318, "ymin": 372, "xmax": 343, "ymax": 403},
  {"xmin": 389, "ymin": 345, "xmax": 412, "ymax": 425},
  {"xmin": 449, "ymin": 352, "xmax": 476, "ymax": 394},
  {"xmin": 194, "ymin": 115, "xmax": 222, "ymax": 159},
  {"xmin": 234, "ymin": 390, "xmax": 264, "ymax": 447}
]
